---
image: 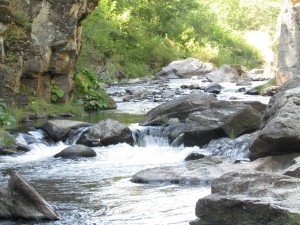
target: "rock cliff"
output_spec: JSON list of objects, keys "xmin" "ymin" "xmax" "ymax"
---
[
  {"xmin": 276, "ymin": 0, "xmax": 300, "ymax": 84},
  {"xmin": 0, "ymin": 0, "xmax": 98, "ymax": 105}
]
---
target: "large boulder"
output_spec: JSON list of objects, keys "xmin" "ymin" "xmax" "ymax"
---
[
  {"xmin": 191, "ymin": 171, "xmax": 300, "ymax": 225},
  {"xmin": 184, "ymin": 101, "xmax": 265, "ymax": 147},
  {"xmin": 155, "ymin": 58, "xmax": 215, "ymax": 79},
  {"xmin": 206, "ymin": 64, "xmax": 241, "ymax": 83},
  {"xmin": 78, "ymin": 119, "xmax": 134, "ymax": 146},
  {"xmin": 131, "ymin": 153, "xmax": 300, "ymax": 185},
  {"xmin": 54, "ymin": 144, "xmax": 96, "ymax": 158},
  {"xmin": 0, "ymin": 170, "xmax": 60, "ymax": 220},
  {"xmin": 249, "ymin": 77, "xmax": 300, "ymax": 160},
  {"xmin": 140, "ymin": 93, "xmax": 217, "ymax": 126},
  {"xmin": 131, "ymin": 156, "xmax": 237, "ymax": 185},
  {"xmin": 40, "ymin": 120, "xmax": 90, "ymax": 142}
]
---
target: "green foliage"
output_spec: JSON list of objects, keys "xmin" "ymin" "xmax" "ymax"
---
[
  {"xmin": 0, "ymin": 128, "xmax": 15, "ymax": 147},
  {"xmin": 227, "ymin": 129, "xmax": 236, "ymax": 139},
  {"xmin": 14, "ymin": 12, "xmax": 33, "ymax": 31},
  {"xmin": 256, "ymin": 78, "xmax": 277, "ymax": 94},
  {"xmin": 77, "ymin": 0, "xmax": 281, "ymax": 80},
  {"xmin": 27, "ymin": 98, "xmax": 85, "ymax": 117},
  {"xmin": 74, "ymin": 69, "xmax": 111, "ymax": 111},
  {"xmin": 0, "ymin": 99, "xmax": 16, "ymax": 127},
  {"xmin": 51, "ymin": 80, "xmax": 65, "ymax": 102}
]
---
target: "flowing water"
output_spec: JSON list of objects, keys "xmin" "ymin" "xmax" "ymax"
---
[
  {"xmin": 0, "ymin": 127, "xmax": 210, "ymax": 225},
  {"xmin": 0, "ymin": 78, "xmax": 271, "ymax": 224}
]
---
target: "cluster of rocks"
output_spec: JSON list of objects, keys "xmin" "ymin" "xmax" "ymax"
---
[
  {"xmin": 139, "ymin": 92, "xmax": 266, "ymax": 147},
  {"xmin": 108, "ymin": 58, "xmax": 276, "ymax": 106},
  {"xmin": 126, "ymin": 74, "xmax": 300, "ymax": 225}
]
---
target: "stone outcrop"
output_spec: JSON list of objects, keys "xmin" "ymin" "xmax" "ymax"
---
[
  {"xmin": 276, "ymin": 0, "xmax": 300, "ymax": 85},
  {"xmin": 249, "ymin": 77, "xmax": 300, "ymax": 160},
  {"xmin": 191, "ymin": 171, "xmax": 300, "ymax": 225},
  {"xmin": 0, "ymin": 0, "xmax": 98, "ymax": 105},
  {"xmin": 78, "ymin": 119, "xmax": 134, "ymax": 146},
  {"xmin": 155, "ymin": 58, "xmax": 215, "ymax": 79},
  {"xmin": 0, "ymin": 170, "xmax": 60, "ymax": 220}
]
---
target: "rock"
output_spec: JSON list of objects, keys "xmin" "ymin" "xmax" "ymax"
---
[
  {"xmin": 249, "ymin": 77, "xmax": 300, "ymax": 160},
  {"xmin": 0, "ymin": 0, "xmax": 98, "ymax": 105},
  {"xmin": 78, "ymin": 119, "xmax": 133, "ymax": 146},
  {"xmin": 54, "ymin": 144, "xmax": 96, "ymax": 158},
  {"xmin": 236, "ymin": 81, "xmax": 252, "ymax": 86},
  {"xmin": 184, "ymin": 101, "xmax": 263, "ymax": 147},
  {"xmin": 131, "ymin": 156, "xmax": 236, "ymax": 185},
  {"xmin": 245, "ymin": 87, "xmax": 260, "ymax": 95},
  {"xmin": 204, "ymin": 83, "xmax": 222, "ymax": 94},
  {"xmin": 206, "ymin": 64, "xmax": 240, "ymax": 83},
  {"xmin": 0, "ymin": 170, "xmax": 60, "ymax": 220},
  {"xmin": 276, "ymin": 1, "xmax": 300, "ymax": 85},
  {"xmin": 184, "ymin": 153, "xmax": 205, "ymax": 161},
  {"xmin": 161, "ymin": 90, "xmax": 175, "ymax": 98},
  {"xmin": 191, "ymin": 171, "xmax": 300, "ymax": 225},
  {"xmin": 163, "ymin": 122, "xmax": 185, "ymax": 143},
  {"xmin": 139, "ymin": 93, "xmax": 217, "ymax": 126},
  {"xmin": 155, "ymin": 58, "xmax": 215, "ymax": 79},
  {"xmin": 40, "ymin": 120, "xmax": 90, "ymax": 142},
  {"xmin": 261, "ymin": 85, "xmax": 279, "ymax": 96},
  {"xmin": 204, "ymin": 133, "xmax": 257, "ymax": 160}
]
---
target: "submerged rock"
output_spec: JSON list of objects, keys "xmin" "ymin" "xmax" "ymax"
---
[
  {"xmin": 54, "ymin": 145, "xmax": 96, "ymax": 158},
  {"xmin": 0, "ymin": 170, "xmax": 60, "ymax": 220}
]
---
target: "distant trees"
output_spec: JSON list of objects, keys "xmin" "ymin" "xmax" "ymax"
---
[{"xmin": 76, "ymin": 0, "xmax": 282, "ymax": 81}]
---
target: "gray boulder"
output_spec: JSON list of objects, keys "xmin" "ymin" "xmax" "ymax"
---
[
  {"xmin": 184, "ymin": 101, "xmax": 264, "ymax": 147},
  {"xmin": 78, "ymin": 119, "xmax": 133, "ymax": 146},
  {"xmin": 0, "ymin": 170, "xmax": 60, "ymax": 220},
  {"xmin": 54, "ymin": 145, "xmax": 97, "ymax": 158},
  {"xmin": 40, "ymin": 120, "xmax": 90, "ymax": 142},
  {"xmin": 191, "ymin": 171, "xmax": 300, "ymax": 225},
  {"xmin": 206, "ymin": 64, "xmax": 240, "ymax": 83},
  {"xmin": 204, "ymin": 83, "xmax": 222, "ymax": 94},
  {"xmin": 131, "ymin": 156, "xmax": 236, "ymax": 185},
  {"xmin": 140, "ymin": 93, "xmax": 217, "ymax": 126},
  {"xmin": 155, "ymin": 58, "xmax": 215, "ymax": 79},
  {"xmin": 249, "ymin": 77, "xmax": 300, "ymax": 160}
]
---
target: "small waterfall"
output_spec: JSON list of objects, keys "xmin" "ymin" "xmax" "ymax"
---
[
  {"xmin": 16, "ymin": 129, "xmax": 55, "ymax": 146},
  {"xmin": 130, "ymin": 124, "xmax": 170, "ymax": 147},
  {"xmin": 66, "ymin": 126, "xmax": 89, "ymax": 145}
]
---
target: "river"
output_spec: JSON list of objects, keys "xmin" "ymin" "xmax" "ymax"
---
[{"xmin": 0, "ymin": 78, "xmax": 271, "ymax": 224}]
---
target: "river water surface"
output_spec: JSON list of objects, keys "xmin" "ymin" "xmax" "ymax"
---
[{"xmin": 0, "ymin": 78, "xmax": 271, "ymax": 225}]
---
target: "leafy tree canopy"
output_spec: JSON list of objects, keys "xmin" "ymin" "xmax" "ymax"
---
[{"xmin": 76, "ymin": 0, "xmax": 282, "ymax": 81}]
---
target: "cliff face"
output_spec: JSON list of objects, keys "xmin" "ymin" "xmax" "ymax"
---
[
  {"xmin": 277, "ymin": 0, "xmax": 300, "ymax": 84},
  {"xmin": 0, "ymin": 0, "xmax": 98, "ymax": 105}
]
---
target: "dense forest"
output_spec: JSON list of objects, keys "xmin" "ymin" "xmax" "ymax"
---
[{"xmin": 76, "ymin": 0, "xmax": 282, "ymax": 82}]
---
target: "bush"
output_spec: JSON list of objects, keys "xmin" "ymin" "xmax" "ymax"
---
[
  {"xmin": 77, "ymin": 0, "xmax": 280, "ymax": 80},
  {"xmin": 74, "ymin": 69, "xmax": 111, "ymax": 111},
  {"xmin": 0, "ymin": 99, "xmax": 16, "ymax": 126}
]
